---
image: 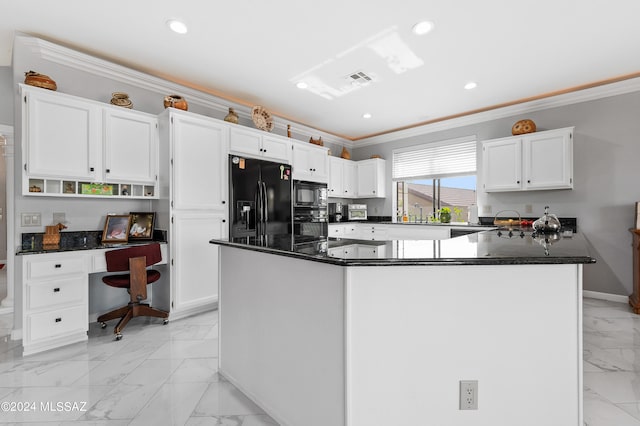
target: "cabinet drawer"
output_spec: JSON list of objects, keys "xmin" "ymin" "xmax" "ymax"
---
[
  {"xmin": 26, "ymin": 276, "xmax": 85, "ymax": 311},
  {"xmin": 27, "ymin": 257, "xmax": 86, "ymax": 280},
  {"xmin": 26, "ymin": 305, "xmax": 87, "ymax": 342}
]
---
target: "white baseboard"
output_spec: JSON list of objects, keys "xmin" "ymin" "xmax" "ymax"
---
[{"xmin": 583, "ymin": 290, "xmax": 628, "ymax": 304}]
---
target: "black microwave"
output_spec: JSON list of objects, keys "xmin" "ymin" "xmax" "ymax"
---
[{"xmin": 294, "ymin": 180, "xmax": 327, "ymax": 208}]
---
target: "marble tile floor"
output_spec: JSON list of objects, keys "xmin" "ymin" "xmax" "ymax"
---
[{"xmin": 0, "ymin": 297, "xmax": 638, "ymax": 425}]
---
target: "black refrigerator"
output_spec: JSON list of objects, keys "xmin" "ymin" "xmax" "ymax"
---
[{"xmin": 229, "ymin": 155, "xmax": 293, "ymax": 242}]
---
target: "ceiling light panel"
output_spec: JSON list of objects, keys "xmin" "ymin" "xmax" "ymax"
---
[{"xmin": 167, "ymin": 19, "xmax": 188, "ymax": 34}]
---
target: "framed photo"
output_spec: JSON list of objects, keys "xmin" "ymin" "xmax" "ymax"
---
[
  {"xmin": 102, "ymin": 215, "xmax": 131, "ymax": 243},
  {"xmin": 129, "ymin": 212, "xmax": 155, "ymax": 240},
  {"xmin": 636, "ymin": 202, "xmax": 640, "ymax": 229}
]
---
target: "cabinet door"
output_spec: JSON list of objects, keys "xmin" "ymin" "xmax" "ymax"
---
[
  {"xmin": 328, "ymin": 157, "xmax": 344, "ymax": 197},
  {"xmin": 343, "ymin": 161, "xmax": 357, "ymax": 197},
  {"xmin": 229, "ymin": 127, "xmax": 262, "ymax": 158},
  {"xmin": 357, "ymin": 159, "xmax": 385, "ymax": 197},
  {"xmin": 523, "ymin": 130, "xmax": 573, "ymax": 190},
  {"xmin": 262, "ymin": 136, "xmax": 292, "ymax": 163},
  {"xmin": 293, "ymin": 143, "xmax": 328, "ymax": 183},
  {"xmin": 104, "ymin": 108, "xmax": 158, "ymax": 184},
  {"xmin": 172, "ymin": 114, "xmax": 229, "ymax": 210},
  {"xmin": 171, "ymin": 212, "xmax": 226, "ymax": 313},
  {"xmin": 24, "ymin": 87, "xmax": 100, "ymax": 179},
  {"xmin": 482, "ymin": 139, "xmax": 522, "ymax": 192}
]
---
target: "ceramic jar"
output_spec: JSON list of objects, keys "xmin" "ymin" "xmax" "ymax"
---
[
  {"xmin": 224, "ymin": 107, "xmax": 239, "ymax": 124},
  {"xmin": 163, "ymin": 95, "xmax": 188, "ymax": 111}
]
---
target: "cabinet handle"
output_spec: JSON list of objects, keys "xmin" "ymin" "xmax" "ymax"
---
[
  {"xmin": 55, "ymin": 317, "xmax": 62, "ymax": 323},
  {"xmin": 373, "ymin": 190, "xmax": 375, "ymax": 193},
  {"xmin": 527, "ymin": 180, "xmax": 531, "ymax": 183},
  {"xmin": 106, "ymin": 169, "xmax": 110, "ymax": 173},
  {"xmin": 222, "ymin": 200, "xmax": 226, "ymax": 204},
  {"xmin": 53, "ymin": 287, "xmax": 60, "ymax": 293},
  {"xmin": 90, "ymin": 167, "xmax": 95, "ymax": 172},
  {"xmin": 54, "ymin": 264, "xmax": 62, "ymax": 268},
  {"xmin": 516, "ymin": 180, "xmax": 520, "ymax": 184},
  {"xmin": 222, "ymin": 219, "xmax": 226, "ymax": 223}
]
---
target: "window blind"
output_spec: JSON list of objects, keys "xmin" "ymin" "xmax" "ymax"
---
[{"xmin": 392, "ymin": 137, "xmax": 477, "ymax": 180}]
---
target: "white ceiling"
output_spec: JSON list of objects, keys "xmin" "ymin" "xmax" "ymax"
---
[{"xmin": 3, "ymin": 0, "xmax": 640, "ymax": 141}]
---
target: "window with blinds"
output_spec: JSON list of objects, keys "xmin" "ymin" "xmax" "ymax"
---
[
  {"xmin": 392, "ymin": 136, "xmax": 477, "ymax": 180},
  {"xmin": 392, "ymin": 136, "xmax": 477, "ymax": 223}
]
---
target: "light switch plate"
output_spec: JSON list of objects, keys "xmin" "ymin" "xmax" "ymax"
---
[{"xmin": 21, "ymin": 212, "xmax": 41, "ymax": 227}]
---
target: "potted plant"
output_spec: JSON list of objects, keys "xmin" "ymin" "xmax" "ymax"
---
[{"xmin": 439, "ymin": 207, "xmax": 451, "ymax": 223}]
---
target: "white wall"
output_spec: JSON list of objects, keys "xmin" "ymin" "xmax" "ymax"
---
[{"xmin": 354, "ymin": 92, "xmax": 640, "ymax": 296}]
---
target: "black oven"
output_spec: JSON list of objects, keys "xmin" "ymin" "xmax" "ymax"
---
[{"xmin": 293, "ymin": 180, "xmax": 328, "ymax": 243}]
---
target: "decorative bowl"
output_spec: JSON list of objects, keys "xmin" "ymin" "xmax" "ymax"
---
[{"xmin": 252, "ymin": 106, "xmax": 274, "ymax": 132}]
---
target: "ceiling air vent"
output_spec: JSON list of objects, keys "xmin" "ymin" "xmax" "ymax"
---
[{"xmin": 347, "ymin": 71, "xmax": 374, "ymax": 86}]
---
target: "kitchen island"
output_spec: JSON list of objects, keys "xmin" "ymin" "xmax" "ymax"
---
[{"xmin": 211, "ymin": 230, "xmax": 594, "ymax": 426}]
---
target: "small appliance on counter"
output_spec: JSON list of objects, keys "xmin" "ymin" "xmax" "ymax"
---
[
  {"xmin": 347, "ymin": 204, "xmax": 368, "ymax": 221},
  {"xmin": 328, "ymin": 202, "xmax": 343, "ymax": 222}
]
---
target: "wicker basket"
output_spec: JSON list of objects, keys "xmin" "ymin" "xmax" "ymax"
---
[{"xmin": 24, "ymin": 71, "xmax": 57, "ymax": 91}]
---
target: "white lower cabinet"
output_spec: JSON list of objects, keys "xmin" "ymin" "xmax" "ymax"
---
[
  {"xmin": 21, "ymin": 252, "xmax": 89, "ymax": 356},
  {"xmin": 171, "ymin": 212, "xmax": 226, "ymax": 316}
]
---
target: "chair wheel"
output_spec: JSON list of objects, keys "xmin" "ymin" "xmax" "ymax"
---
[
  {"xmin": 100, "ymin": 322, "xmax": 107, "ymax": 329},
  {"xmin": 163, "ymin": 319, "xmax": 169, "ymax": 325},
  {"xmin": 115, "ymin": 333, "xmax": 123, "ymax": 341}
]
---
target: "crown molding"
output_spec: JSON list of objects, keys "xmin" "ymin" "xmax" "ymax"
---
[
  {"xmin": 354, "ymin": 76, "xmax": 640, "ymax": 147},
  {"xmin": 16, "ymin": 35, "xmax": 351, "ymax": 148},
  {"xmin": 17, "ymin": 35, "xmax": 640, "ymax": 150}
]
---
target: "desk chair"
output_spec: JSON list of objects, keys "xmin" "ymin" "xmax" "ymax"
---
[{"xmin": 97, "ymin": 243, "xmax": 169, "ymax": 340}]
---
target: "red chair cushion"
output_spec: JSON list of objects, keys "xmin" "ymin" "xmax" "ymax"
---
[{"xmin": 102, "ymin": 269, "xmax": 161, "ymax": 288}]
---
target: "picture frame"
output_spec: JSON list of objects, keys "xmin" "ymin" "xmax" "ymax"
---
[
  {"xmin": 102, "ymin": 215, "xmax": 131, "ymax": 243},
  {"xmin": 129, "ymin": 212, "xmax": 155, "ymax": 241},
  {"xmin": 636, "ymin": 202, "xmax": 640, "ymax": 229}
]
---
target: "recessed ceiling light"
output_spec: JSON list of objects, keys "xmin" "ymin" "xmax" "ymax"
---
[
  {"xmin": 296, "ymin": 81, "xmax": 308, "ymax": 89},
  {"xmin": 167, "ymin": 19, "xmax": 188, "ymax": 34},
  {"xmin": 362, "ymin": 113, "xmax": 372, "ymax": 119},
  {"xmin": 412, "ymin": 21, "xmax": 434, "ymax": 36},
  {"xmin": 464, "ymin": 81, "xmax": 478, "ymax": 90}
]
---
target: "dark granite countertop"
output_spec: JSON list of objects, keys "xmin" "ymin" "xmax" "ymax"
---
[
  {"xmin": 17, "ymin": 230, "xmax": 168, "ymax": 255},
  {"xmin": 210, "ymin": 229, "xmax": 596, "ymax": 266}
]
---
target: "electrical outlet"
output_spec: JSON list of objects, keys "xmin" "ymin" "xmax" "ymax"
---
[
  {"xmin": 459, "ymin": 380, "xmax": 478, "ymax": 410},
  {"xmin": 525, "ymin": 204, "xmax": 533, "ymax": 214},
  {"xmin": 482, "ymin": 205, "xmax": 492, "ymax": 214}
]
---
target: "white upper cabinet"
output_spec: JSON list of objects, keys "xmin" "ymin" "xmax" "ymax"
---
[
  {"xmin": 21, "ymin": 85, "xmax": 159, "ymax": 198},
  {"xmin": 328, "ymin": 156, "xmax": 357, "ymax": 198},
  {"xmin": 356, "ymin": 158, "xmax": 386, "ymax": 198},
  {"xmin": 103, "ymin": 107, "xmax": 158, "ymax": 184},
  {"xmin": 170, "ymin": 111, "xmax": 229, "ymax": 210},
  {"xmin": 23, "ymin": 85, "xmax": 100, "ymax": 180},
  {"xmin": 482, "ymin": 127, "xmax": 573, "ymax": 192},
  {"xmin": 229, "ymin": 126, "xmax": 291, "ymax": 164},
  {"xmin": 292, "ymin": 142, "xmax": 329, "ymax": 183}
]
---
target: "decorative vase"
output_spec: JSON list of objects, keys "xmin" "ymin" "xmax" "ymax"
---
[
  {"xmin": 340, "ymin": 146, "xmax": 351, "ymax": 160},
  {"xmin": 24, "ymin": 70, "xmax": 57, "ymax": 91},
  {"xmin": 163, "ymin": 94, "xmax": 188, "ymax": 111},
  {"xmin": 110, "ymin": 92, "xmax": 133, "ymax": 109},
  {"xmin": 224, "ymin": 107, "xmax": 239, "ymax": 124}
]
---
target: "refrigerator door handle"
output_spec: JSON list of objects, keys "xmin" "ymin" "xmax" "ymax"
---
[
  {"xmin": 256, "ymin": 180, "xmax": 263, "ymax": 237},
  {"xmin": 262, "ymin": 182, "xmax": 268, "ymax": 224}
]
